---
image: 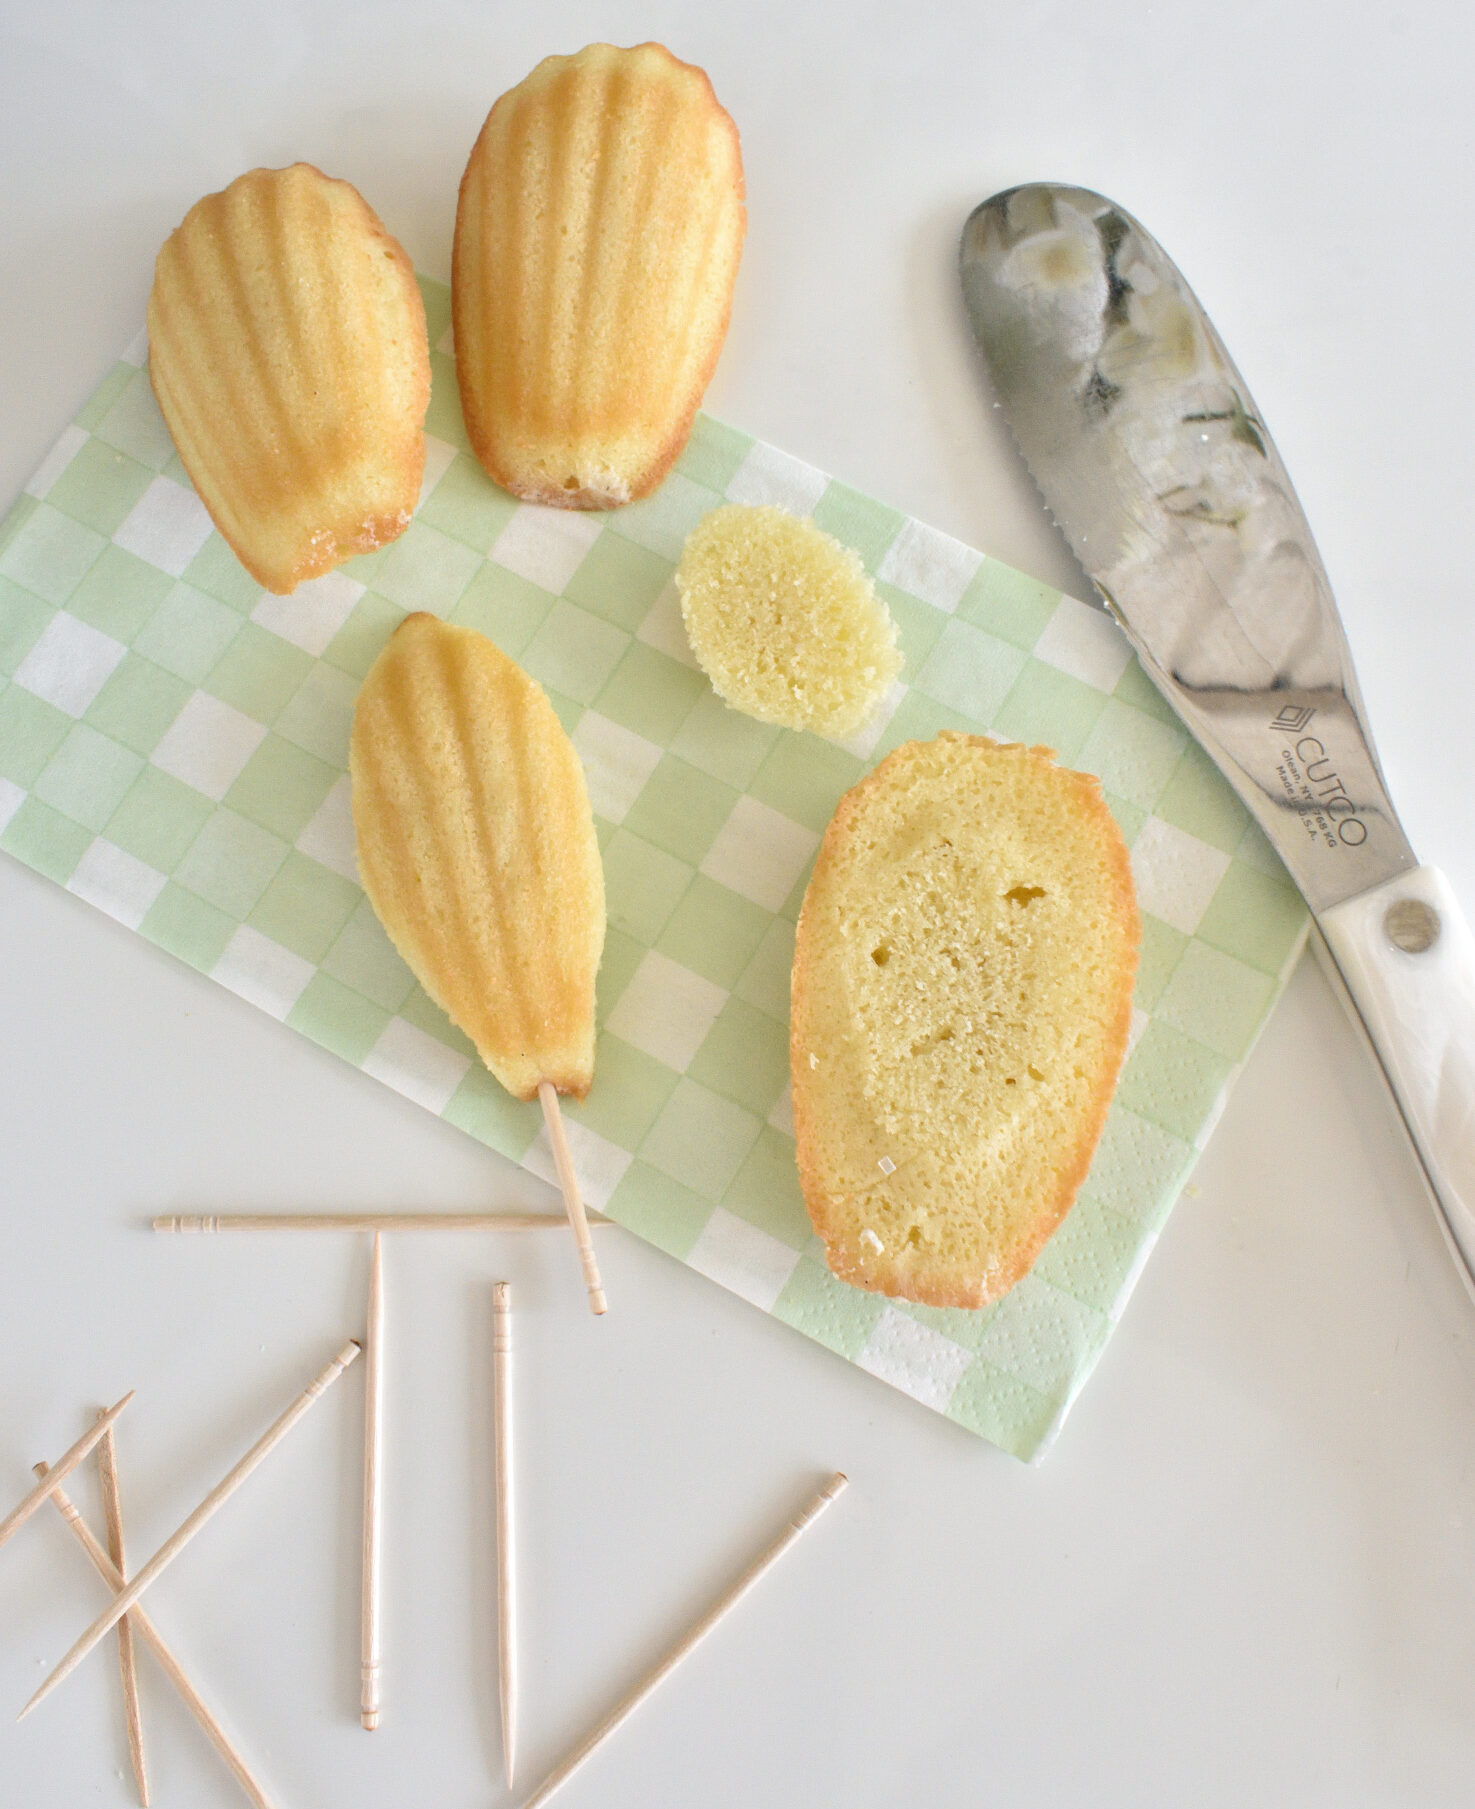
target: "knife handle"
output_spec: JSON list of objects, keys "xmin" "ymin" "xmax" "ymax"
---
[{"xmin": 1319, "ymin": 865, "xmax": 1475, "ymax": 1301}]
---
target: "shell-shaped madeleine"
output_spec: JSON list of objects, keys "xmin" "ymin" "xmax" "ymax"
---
[
  {"xmin": 350, "ymin": 614, "xmax": 605, "ymax": 1102},
  {"xmin": 148, "ymin": 164, "xmax": 430, "ymax": 595},
  {"xmin": 453, "ymin": 42, "xmax": 745, "ymax": 508}
]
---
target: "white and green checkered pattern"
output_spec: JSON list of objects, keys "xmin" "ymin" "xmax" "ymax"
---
[{"xmin": 0, "ymin": 276, "xmax": 1309, "ymax": 1458}]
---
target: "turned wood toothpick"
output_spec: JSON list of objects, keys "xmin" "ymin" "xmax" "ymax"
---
[
  {"xmin": 97, "ymin": 1416, "xmax": 149, "ymax": 1805},
  {"xmin": 153, "ymin": 1212, "xmax": 610, "ymax": 1234},
  {"xmin": 21, "ymin": 1342, "xmax": 360, "ymax": 1721},
  {"xmin": 518, "ymin": 1474, "xmax": 849, "ymax": 1809},
  {"xmin": 0, "ymin": 1393, "xmax": 134, "ymax": 1552},
  {"xmin": 538, "ymin": 1081, "xmax": 607, "ymax": 1315},
  {"xmin": 361, "ymin": 1234, "xmax": 385, "ymax": 1731},
  {"xmin": 36, "ymin": 1464, "xmax": 278, "ymax": 1809},
  {"xmin": 493, "ymin": 1281, "xmax": 516, "ymax": 1789}
]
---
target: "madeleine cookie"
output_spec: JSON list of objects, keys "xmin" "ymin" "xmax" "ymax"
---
[
  {"xmin": 453, "ymin": 42, "xmax": 745, "ymax": 508},
  {"xmin": 350, "ymin": 614, "xmax": 604, "ymax": 1102},
  {"xmin": 148, "ymin": 163, "xmax": 429, "ymax": 594}
]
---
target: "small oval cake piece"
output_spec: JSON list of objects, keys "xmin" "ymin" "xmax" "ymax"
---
[
  {"xmin": 677, "ymin": 504, "xmax": 901, "ymax": 741},
  {"xmin": 350, "ymin": 614, "xmax": 604, "ymax": 1101},
  {"xmin": 791, "ymin": 733, "xmax": 1140, "ymax": 1310},
  {"xmin": 148, "ymin": 164, "xmax": 429, "ymax": 594},
  {"xmin": 453, "ymin": 42, "xmax": 745, "ymax": 508}
]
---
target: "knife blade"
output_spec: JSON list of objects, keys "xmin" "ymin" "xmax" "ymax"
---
[{"xmin": 960, "ymin": 182, "xmax": 1475, "ymax": 1298}]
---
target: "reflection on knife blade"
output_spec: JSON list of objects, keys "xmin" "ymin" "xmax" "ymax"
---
[{"xmin": 960, "ymin": 183, "xmax": 1414, "ymax": 916}]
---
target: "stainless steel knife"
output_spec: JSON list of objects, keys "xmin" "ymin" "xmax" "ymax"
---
[{"xmin": 960, "ymin": 182, "xmax": 1475, "ymax": 1297}]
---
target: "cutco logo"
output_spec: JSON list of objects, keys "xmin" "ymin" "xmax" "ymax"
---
[
  {"xmin": 1269, "ymin": 705, "xmax": 1367, "ymax": 848},
  {"xmin": 1270, "ymin": 702, "xmax": 1316, "ymax": 734}
]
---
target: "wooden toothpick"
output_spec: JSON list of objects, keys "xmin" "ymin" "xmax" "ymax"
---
[
  {"xmin": 493, "ymin": 1282, "xmax": 516, "ymax": 1789},
  {"xmin": 518, "ymin": 1474, "xmax": 849, "ymax": 1809},
  {"xmin": 21, "ymin": 1342, "xmax": 360, "ymax": 1721},
  {"xmin": 97, "ymin": 1415, "xmax": 149, "ymax": 1805},
  {"xmin": 361, "ymin": 1234, "xmax": 385, "ymax": 1731},
  {"xmin": 35, "ymin": 1464, "xmax": 278, "ymax": 1809},
  {"xmin": 538, "ymin": 1081, "xmax": 607, "ymax": 1315},
  {"xmin": 153, "ymin": 1213, "xmax": 609, "ymax": 1235},
  {"xmin": 0, "ymin": 1393, "xmax": 134, "ymax": 1553}
]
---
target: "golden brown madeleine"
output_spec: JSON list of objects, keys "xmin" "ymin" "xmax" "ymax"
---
[
  {"xmin": 791, "ymin": 735, "xmax": 1139, "ymax": 1310},
  {"xmin": 148, "ymin": 164, "xmax": 430, "ymax": 594},
  {"xmin": 453, "ymin": 42, "xmax": 745, "ymax": 508},
  {"xmin": 350, "ymin": 614, "xmax": 604, "ymax": 1101}
]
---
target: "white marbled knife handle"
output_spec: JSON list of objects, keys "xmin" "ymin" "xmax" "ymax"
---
[{"xmin": 1320, "ymin": 866, "xmax": 1475, "ymax": 1299}]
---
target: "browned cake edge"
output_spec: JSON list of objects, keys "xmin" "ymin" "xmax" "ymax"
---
[{"xmin": 789, "ymin": 733, "xmax": 1142, "ymax": 1311}]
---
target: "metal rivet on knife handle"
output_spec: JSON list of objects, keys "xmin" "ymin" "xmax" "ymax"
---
[{"xmin": 1384, "ymin": 897, "xmax": 1441, "ymax": 954}]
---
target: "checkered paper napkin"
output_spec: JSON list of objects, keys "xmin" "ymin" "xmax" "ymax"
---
[{"xmin": 0, "ymin": 277, "xmax": 1309, "ymax": 1459}]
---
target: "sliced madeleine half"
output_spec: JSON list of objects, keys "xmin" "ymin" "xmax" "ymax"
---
[{"xmin": 791, "ymin": 734, "xmax": 1140, "ymax": 1310}]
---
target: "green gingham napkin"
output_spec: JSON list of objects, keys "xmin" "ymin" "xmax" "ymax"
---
[{"xmin": 0, "ymin": 276, "xmax": 1308, "ymax": 1458}]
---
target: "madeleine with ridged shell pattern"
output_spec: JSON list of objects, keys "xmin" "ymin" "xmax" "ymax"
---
[
  {"xmin": 350, "ymin": 614, "xmax": 605, "ymax": 1103},
  {"xmin": 147, "ymin": 164, "xmax": 430, "ymax": 594},
  {"xmin": 453, "ymin": 42, "xmax": 745, "ymax": 509}
]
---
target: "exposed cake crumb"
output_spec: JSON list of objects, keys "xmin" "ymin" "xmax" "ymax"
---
[{"xmin": 676, "ymin": 503, "xmax": 901, "ymax": 741}]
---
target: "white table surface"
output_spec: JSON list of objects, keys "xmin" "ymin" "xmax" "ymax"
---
[{"xmin": 4, "ymin": 4, "xmax": 1475, "ymax": 1805}]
